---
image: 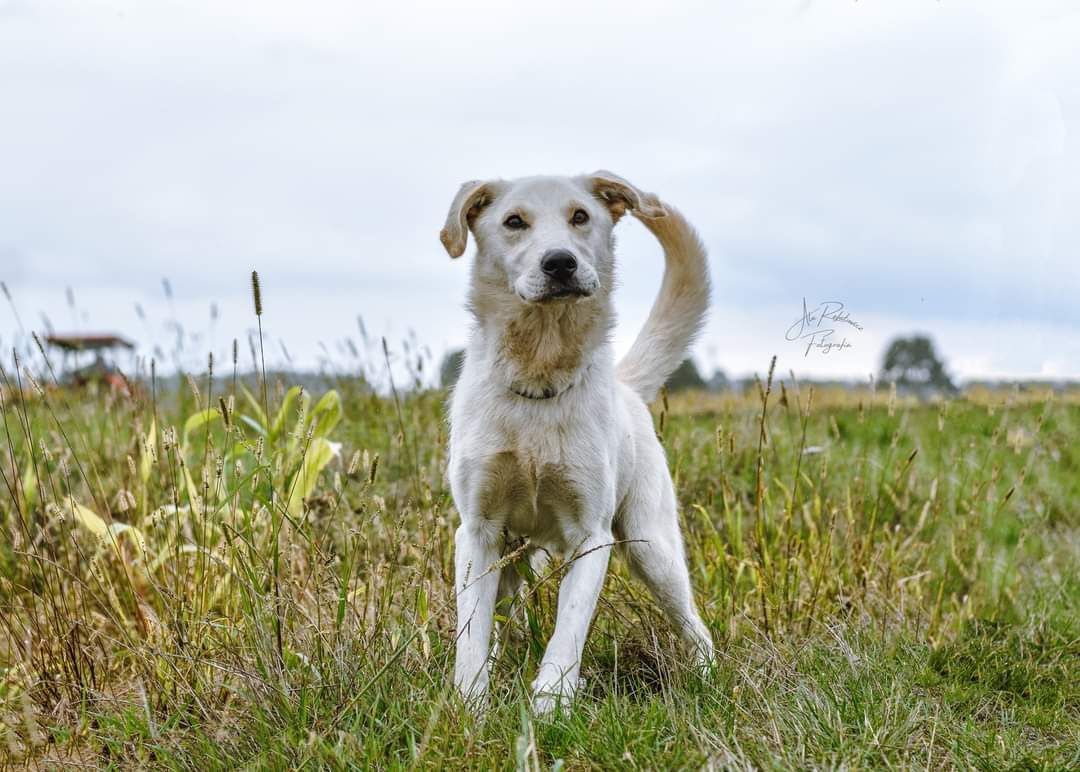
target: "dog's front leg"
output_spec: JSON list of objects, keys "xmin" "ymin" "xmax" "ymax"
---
[
  {"xmin": 532, "ymin": 530, "xmax": 612, "ymax": 715},
  {"xmin": 453, "ymin": 521, "xmax": 501, "ymax": 706}
]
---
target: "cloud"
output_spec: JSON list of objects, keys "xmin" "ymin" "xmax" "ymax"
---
[{"xmin": 1, "ymin": 1, "xmax": 1078, "ymax": 378}]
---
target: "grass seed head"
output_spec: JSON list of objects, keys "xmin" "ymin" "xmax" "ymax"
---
[
  {"xmin": 186, "ymin": 374, "xmax": 201, "ymax": 404},
  {"xmin": 23, "ymin": 368, "xmax": 44, "ymax": 397},
  {"xmin": 251, "ymin": 270, "xmax": 263, "ymax": 316}
]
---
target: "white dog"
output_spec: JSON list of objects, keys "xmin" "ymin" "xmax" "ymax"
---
[{"xmin": 441, "ymin": 171, "xmax": 713, "ymax": 714}]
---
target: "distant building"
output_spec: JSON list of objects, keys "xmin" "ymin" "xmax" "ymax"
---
[
  {"xmin": 46, "ymin": 333, "xmax": 135, "ymax": 392},
  {"xmin": 46, "ymin": 334, "xmax": 134, "ymax": 354}
]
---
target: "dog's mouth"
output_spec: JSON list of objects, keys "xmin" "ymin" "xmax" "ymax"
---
[
  {"xmin": 514, "ymin": 273, "xmax": 600, "ymax": 304},
  {"xmin": 538, "ymin": 286, "xmax": 593, "ymax": 303}
]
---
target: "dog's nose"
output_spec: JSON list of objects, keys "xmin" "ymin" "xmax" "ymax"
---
[{"xmin": 541, "ymin": 250, "xmax": 577, "ymax": 282}]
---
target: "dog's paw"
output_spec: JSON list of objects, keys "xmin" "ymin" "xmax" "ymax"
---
[
  {"xmin": 530, "ymin": 672, "xmax": 584, "ymax": 717},
  {"xmin": 530, "ymin": 691, "xmax": 561, "ymax": 718},
  {"xmin": 683, "ymin": 622, "xmax": 716, "ymax": 674},
  {"xmin": 530, "ymin": 685, "xmax": 576, "ymax": 718},
  {"xmin": 458, "ymin": 688, "xmax": 490, "ymax": 717},
  {"xmin": 453, "ymin": 670, "xmax": 491, "ymax": 714},
  {"xmin": 690, "ymin": 642, "xmax": 715, "ymax": 671}
]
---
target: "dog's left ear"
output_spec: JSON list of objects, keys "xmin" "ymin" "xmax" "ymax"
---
[
  {"xmin": 586, "ymin": 170, "xmax": 667, "ymax": 223},
  {"xmin": 440, "ymin": 179, "xmax": 496, "ymax": 258}
]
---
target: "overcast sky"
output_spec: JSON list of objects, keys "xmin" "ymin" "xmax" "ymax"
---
[{"xmin": 2, "ymin": 0, "xmax": 1078, "ymax": 383}]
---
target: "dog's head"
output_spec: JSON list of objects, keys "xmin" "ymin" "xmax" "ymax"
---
[{"xmin": 440, "ymin": 171, "xmax": 666, "ymax": 304}]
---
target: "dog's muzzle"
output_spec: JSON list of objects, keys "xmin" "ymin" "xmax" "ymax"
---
[
  {"xmin": 541, "ymin": 249, "xmax": 577, "ymax": 282},
  {"xmin": 536, "ymin": 249, "xmax": 594, "ymax": 302}
]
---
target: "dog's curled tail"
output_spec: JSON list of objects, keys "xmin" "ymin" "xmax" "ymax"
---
[{"xmin": 616, "ymin": 205, "xmax": 710, "ymax": 403}]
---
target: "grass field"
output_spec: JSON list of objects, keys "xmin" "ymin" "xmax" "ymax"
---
[{"xmin": 1, "ymin": 343, "xmax": 1078, "ymax": 769}]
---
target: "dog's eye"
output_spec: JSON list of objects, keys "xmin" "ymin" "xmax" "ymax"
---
[
  {"xmin": 571, "ymin": 209, "xmax": 589, "ymax": 226},
  {"xmin": 503, "ymin": 214, "xmax": 528, "ymax": 230}
]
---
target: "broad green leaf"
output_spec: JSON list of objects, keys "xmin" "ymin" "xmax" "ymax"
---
[
  {"xmin": 285, "ymin": 438, "xmax": 340, "ymax": 517},
  {"xmin": 237, "ymin": 414, "xmax": 266, "ymax": 438},
  {"xmin": 68, "ymin": 500, "xmax": 108, "ymax": 538},
  {"xmin": 107, "ymin": 521, "xmax": 147, "ymax": 556},
  {"xmin": 182, "ymin": 408, "xmax": 222, "ymax": 446},
  {"xmin": 284, "ymin": 646, "xmax": 320, "ymax": 676},
  {"xmin": 182, "ymin": 465, "xmax": 203, "ymax": 512},
  {"xmin": 271, "ymin": 385, "xmax": 305, "ymax": 443},
  {"xmin": 68, "ymin": 501, "xmax": 146, "ymax": 557},
  {"xmin": 20, "ymin": 459, "xmax": 37, "ymax": 513},
  {"xmin": 139, "ymin": 418, "xmax": 156, "ymax": 485},
  {"xmin": 307, "ymin": 390, "xmax": 342, "ymax": 439},
  {"xmin": 239, "ymin": 383, "xmax": 268, "ymax": 431}
]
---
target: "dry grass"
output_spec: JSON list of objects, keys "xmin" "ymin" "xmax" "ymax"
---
[{"xmin": 1, "ymin": 329, "xmax": 1078, "ymax": 768}]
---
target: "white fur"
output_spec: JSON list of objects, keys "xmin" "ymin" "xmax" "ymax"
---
[{"xmin": 442, "ymin": 171, "xmax": 713, "ymax": 714}]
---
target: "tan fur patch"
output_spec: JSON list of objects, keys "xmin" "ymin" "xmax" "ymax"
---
[{"xmin": 501, "ymin": 305, "xmax": 588, "ymax": 384}]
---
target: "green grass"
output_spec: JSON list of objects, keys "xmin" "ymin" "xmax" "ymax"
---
[{"xmin": 1, "ymin": 353, "xmax": 1078, "ymax": 769}]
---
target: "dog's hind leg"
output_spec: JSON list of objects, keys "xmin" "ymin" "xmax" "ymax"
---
[{"xmin": 619, "ymin": 478, "xmax": 713, "ymax": 666}]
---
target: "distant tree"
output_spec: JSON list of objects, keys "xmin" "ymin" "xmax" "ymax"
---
[
  {"xmin": 440, "ymin": 349, "xmax": 465, "ymax": 389},
  {"xmin": 442, "ymin": 351, "xmax": 712, "ymax": 392},
  {"xmin": 666, "ymin": 358, "xmax": 706, "ymax": 392},
  {"xmin": 707, "ymin": 368, "xmax": 730, "ymax": 392},
  {"xmin": 880, "ymin": 335, "xmax": 956, "ymax": 393}
]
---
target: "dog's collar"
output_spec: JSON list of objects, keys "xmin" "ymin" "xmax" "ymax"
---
[{"xmin": 508, "ymin": 366, "xmax": 591, "ymax": 401}]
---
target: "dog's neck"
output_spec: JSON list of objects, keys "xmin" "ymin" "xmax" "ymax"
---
[{"xmin": 468, "ymin": 280, "xmax": 613, "ymax": 400}]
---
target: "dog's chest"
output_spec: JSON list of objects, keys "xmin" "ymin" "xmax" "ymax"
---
[
  {"xmin": 449, "ymin": 370, "xmax": 620, "ymax": 547},
  {"xmin": 470, "ymin": 446, "xmax": 583, "ymax": 542}
]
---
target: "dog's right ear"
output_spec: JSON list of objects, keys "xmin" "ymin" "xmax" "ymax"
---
[{"xmin": 440, "ymin": 179, "xmax": 495, "ymax": 258}]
